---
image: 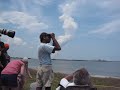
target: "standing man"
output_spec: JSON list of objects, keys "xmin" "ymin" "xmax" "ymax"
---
[{"xmin": 36, "ymin": 32, "xmax": 61, "ymax": 90}]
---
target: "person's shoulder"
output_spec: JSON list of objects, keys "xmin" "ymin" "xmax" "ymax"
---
[
  {"xmin": 41, "ymin": 43, "xmax": 52, "ymax": 47},
  {"xmin": 40, "ymin": 43, "xmax": 46, "ymax": 46}
]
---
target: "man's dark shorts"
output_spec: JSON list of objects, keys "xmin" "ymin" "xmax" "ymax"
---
[{"xmin": 1, "ymin": 74, "xmax": 18, "ymax": 87}]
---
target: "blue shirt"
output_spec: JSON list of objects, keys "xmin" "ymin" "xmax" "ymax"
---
[{"xmin": 38, "ymin": 43, "xmax": 54, "ymax": 65}]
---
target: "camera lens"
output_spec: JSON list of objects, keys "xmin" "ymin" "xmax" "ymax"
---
[{"xmin": 0, "ymin": 29, "xmax": 15, "ymax": 38}]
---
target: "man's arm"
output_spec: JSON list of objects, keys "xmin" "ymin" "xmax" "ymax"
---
[
  {"xmin": 50, "ymin": 33, "xmax": 61, "ymax": 53},
  {"xmin": 20, "ymin": 64, "xmax": 25, "ymax": 76},
  {"xmin": 25, "ymin": 63, "xmax": 32, "ymax": 78},
  {"xmin": 64, "ymin": 74, "xmax": 73, "ymax": 82},
  {"xmin": 58, "ymin": 74, "xmax": 73, "ymax": 88}
]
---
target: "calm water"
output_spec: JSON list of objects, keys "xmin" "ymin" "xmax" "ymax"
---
[{"xmin": 28, "ymin": 59, "xmax": 120, "ymax": 78}]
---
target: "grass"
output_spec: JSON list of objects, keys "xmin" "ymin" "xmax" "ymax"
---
[{"xmin": 24, "ymin": 68, "xmax": 120, "ymax": 90}]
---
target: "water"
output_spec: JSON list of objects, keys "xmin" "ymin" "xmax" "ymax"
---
[{"xmin": 28, "ymin": 59, "xmax": 120, "ymax": 78}]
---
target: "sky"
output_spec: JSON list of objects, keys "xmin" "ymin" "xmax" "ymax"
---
[{"xmin": 0, "ymin": 0, "xmax": 120, "ymax": 61}]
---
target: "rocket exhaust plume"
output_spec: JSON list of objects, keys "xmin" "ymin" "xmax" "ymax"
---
[
  {"xmin": 52, "ymin": 2, "xmax": 78, "ymax": 58},
  {"xmin": 57, "ymin": 2, "xmax": 78, "ymax": 46},
  {"xmin": 58, "ymin": 14, "xmax": 78, "ymax": 46}
]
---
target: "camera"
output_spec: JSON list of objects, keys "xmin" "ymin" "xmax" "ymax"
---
[{"xmin": 0, "ymin": 29, "xmax": 15, "ymax": 38}]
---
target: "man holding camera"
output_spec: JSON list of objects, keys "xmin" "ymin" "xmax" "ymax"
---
[
  {"xmin": 36, "ymin": 32, "xmax": 61, "ymax": 90},
  {"xmin": 0, "ymin": 42, "xmax": 10, "ymax": 73},
  {"xmin": 0, "ymin": 41, "xmax": 5, "ymax": 74}
]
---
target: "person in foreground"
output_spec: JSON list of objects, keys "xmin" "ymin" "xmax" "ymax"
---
[
  {"xmin": 0, "ymin": 41, "xmax": 5, "ymax": 74},
  {"xmin": 56, "ymin": 68, "xmax": 96, "ymax": 90},
  {"xmin": 1, "ymin": 59, "xmax": 32, "ymax": 90},
  {"xmin": 3, "ymin": 43, "xmax": 10, "ymax": 63},
  {"xmin": 36, "ymin": 32, "xmax": 61, "ymax": 90},
  {"xmin": 0, "ymin": 43, "xmax": 10, "ymax": 75}
]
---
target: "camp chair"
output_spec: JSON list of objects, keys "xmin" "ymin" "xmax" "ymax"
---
[{"xmin": 66, "ymin": 85, "xmax": 97, "ymax": 90}]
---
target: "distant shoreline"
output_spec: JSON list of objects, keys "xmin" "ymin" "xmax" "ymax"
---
[
  {"xmin": 11, "ymin": 57, "xmax": 120, "ymax": 62},
  {"xmin": 52, "ymin": 59, "xmax": 120, "ymax": 62},
  {"xmin": 91, "ymin": 75, "xmax": 120, "ymax": 79}
]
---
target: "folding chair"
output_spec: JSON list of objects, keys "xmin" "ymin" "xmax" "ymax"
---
[{"xmin": 66, "ymin": 85, "xmax": 97, "ymax": 90}]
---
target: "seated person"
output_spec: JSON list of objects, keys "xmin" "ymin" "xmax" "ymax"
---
[
  {"xmin": 56, "ymin": 68, "xmax": 94, "ymax": 90},
  {"xmin": 1, "ymin": 59, "xmax": 32, "ymax": 90}
]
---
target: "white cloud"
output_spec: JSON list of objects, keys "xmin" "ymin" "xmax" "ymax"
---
[
  {"xmin": 10, "ymin": 0, "xmax": 54, "ymax": 12},
  {"xmin": 33, "ymin": 0, "xmax": 54, "ymax": 6},
  {"xmin": 89, "ymin": 20, "xmax": 120, "ymax": 35},
  {"xmin": 2, "ymin": 36, "xmax": 26, "ymax": 46},
  {"xmin": 0, "ymin": 17, "xmax": 7, "ymax": 23},
  {"xmin": 65, "ymin": 0, "xmax": 120, "ymax": 19},
  {"xmin": 0, "ymin": 11, "xmax": 48, "ymax": 32},
  {"xmin": 66, "ymin": 0, "xmax": 120, "ymax": 36},
  {"xmin": 97, "ymin": 0, "xmax": 120, "ymax": 10}
]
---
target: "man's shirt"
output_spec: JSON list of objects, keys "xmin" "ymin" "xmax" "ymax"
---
[{"xmin": 38, "ymin": 43, "xmax": 54, "ymax": 65}]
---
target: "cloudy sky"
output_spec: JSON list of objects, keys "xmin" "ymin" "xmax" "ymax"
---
[{"xmin": 0, "ymin": 0, "xmax": 120, "ymax": 61}]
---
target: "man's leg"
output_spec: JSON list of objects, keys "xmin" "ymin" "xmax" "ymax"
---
[
  {"xmin": 44, "ymin": 67, "xmax": 54, "ymax": 90},
  {"xmin": 36, "ymin": 67, "xmax": 43, "ymax": 90}
]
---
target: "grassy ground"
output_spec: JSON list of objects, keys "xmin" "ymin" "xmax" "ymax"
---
[{"xmin": 24, "ymin": 68, "xmax": 120, "ymax": 90}]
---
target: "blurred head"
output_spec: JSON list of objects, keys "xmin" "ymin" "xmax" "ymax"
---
[
  {"xmin": 4, "ymin": 43, "xmax": 9, "ymax": 50},
  {"xmin": 40, "ymin": 32, "xmax": 51, "ymax": 43},
  {"xmin": 22, "ymin": 57, "xmax": 28, "ymax": 64},
  {"xmin": 23, "ymin": 57, "xmax": 28, "ymax": 60},
  {"xmin": 73, "ymin": 68, "xmax": 90, "ymax": 85}
]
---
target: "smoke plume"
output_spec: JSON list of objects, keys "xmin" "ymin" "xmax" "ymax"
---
[
  {"xmin": 57, "ymin": 2, "xmax": 78, "ymax": 46},
  {"xmin": 52, "ymin": 1, "xmax": 78, "ymax": 58}
]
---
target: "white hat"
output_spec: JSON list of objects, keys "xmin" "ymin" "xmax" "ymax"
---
[{"xmin": 23, "ymin": 57, "xmax": 28, "ymax": 60}]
